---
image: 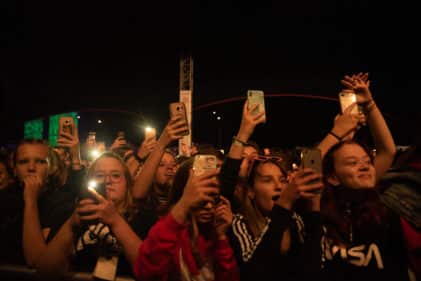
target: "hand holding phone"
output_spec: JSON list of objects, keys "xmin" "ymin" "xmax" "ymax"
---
[
  {"xmin": 59, "ymin": 116, "xmax": 75, "ymax": 136},
  {"xmin": 169, "ymin": 102, "xmax": 189, "ymax": 136},
  {"xmin": 79, "ymin": 180, "xmax": 107, "ymax": 202},
  {"xmin": 193, "ymin": 154, "xmax": 217, "ymax": 176},
  {"xmin": 247, "ymin": 90, "xmax": 266, "ymax": 123},
  {"xmin": 339, "ymin": 90, "xmax": 359, "ymax": 115},
  {"xmin": 300, "ymin": 148, "xmax": 323, "ymax": 194},
  {"xmin": 144, "ymin": 127, "xmax": 156, "ymax": 140}
]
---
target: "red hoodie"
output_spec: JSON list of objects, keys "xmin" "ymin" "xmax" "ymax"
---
[{"xmin": 133, "ymin": 213, "xmax": 239, "ymax": 281}]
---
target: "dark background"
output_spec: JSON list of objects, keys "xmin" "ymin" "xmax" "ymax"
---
[{"xmin": 1, "ymin": 0, "xmax": 420, "ymax": 150}]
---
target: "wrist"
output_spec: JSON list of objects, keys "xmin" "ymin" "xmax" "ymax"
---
[
  {"xmin": 328, "ymin": 130, "xmax": 343, "ymax": 141},
  {"xmin": 364, "ymin": 100, "xmax": 376, "ymax": 113},
  {"xmin": 24, "ymin": 196, "xmax": 38, "ymax": 206},
  {"xmin": 171, "ymin": 201, "xmax": 190, "ymax": 224},
  {"xmin": 108, "ymin": 213, "xmax": 124, "ymax": 230},
  {"xmin": 232, "ymin": 136, "xmax": 248, "ymax": 146},
  {"xmin": 236, "ymin": 130, "xmax": 251, "ymax": 143}
]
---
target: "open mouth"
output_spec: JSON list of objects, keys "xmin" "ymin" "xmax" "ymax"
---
[{"xmin": 272, "ymin": 195, "xmax": 280, "ymax": 201}]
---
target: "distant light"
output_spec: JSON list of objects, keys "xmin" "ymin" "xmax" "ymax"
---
[
  {"xmin": 145, "ymin": 126, "xmax": 153, "ymax": 132},
  {"xmin": 77, "ymin": 115, "xmax": 81, "ymax": 119},
  {"xmin": 91, "ymin": 149, "xmax": 100, "ymax": 158},
  {"xmin": 97, "ymin": 120, "xmax": 102, "ymax": 124},
  {"xmin": 212, "ymin": 111, "xmax": 216, "ymax": 115},
  {"xmin": 217, "ymin": 116, "xmax": 222, "ymax": 120}
]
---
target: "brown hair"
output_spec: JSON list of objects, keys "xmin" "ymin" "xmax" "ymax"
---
[
  {"xmin": 165, "ymin": 157, "xmax": 214, "ymax": 269},
  {"xmin": 241, "ymin": 159, "xmax": 288, "ymax": 238}
]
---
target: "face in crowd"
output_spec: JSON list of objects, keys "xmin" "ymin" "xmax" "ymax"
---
[
  {"xmin": 155, "ymin": 152, "xmax": 177, "ymax": 188},
  {"xmin": 325, "ymin": 142, "xmax": 376, "ymax": 190},
  {"xmin": 14, "ymin": 142, "xmax": 49, "ymax": 184},
  {"xmin": 89, "ymin": 154, "xmax": 132, "ymax": 208},
  {"xmin": 248, "ymin": 161, "xmax": 288, "ymax": 216}
]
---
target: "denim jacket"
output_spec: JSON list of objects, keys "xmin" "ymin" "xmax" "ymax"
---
[{"xmin": 379, "ymin": 168, "xmax": 421, "ymax": 229}]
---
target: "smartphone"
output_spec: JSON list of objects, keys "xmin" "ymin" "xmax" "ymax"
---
[
  {"xmin": 169, "ymin": 102, "xmax": 189, "ymax": 136},
  {"xmin": 193, "ymin": 154, "xmax": 217, "ymax": 176},
  {"xmin": 300, "ymin": 148, "xmax": 322, "ymax": 193},
  {"xmin": 59, "ymin": 116, "xmax": 75, "ymax": 136},
  {"xmin": 339, "ymin": 90, "xmax": 358, "ymax": 114},
  {"xmin": 247, "ymin": 90, "xmax": 266, "ymax": 122},
  {"xmin": 79, "ymin": 180, "xmax": 107, "ymax": 201},
  {"xmin": 144, "ymin": 127, "xmax": 156, "ymax": 140}
]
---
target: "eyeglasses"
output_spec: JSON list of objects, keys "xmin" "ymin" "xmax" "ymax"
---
[{"xmin": 93, "ymin": 172, "xmax": 124, "ymax": 183}]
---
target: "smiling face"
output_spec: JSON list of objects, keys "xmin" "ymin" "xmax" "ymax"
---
[{"xmin": 327, "ymin": 143, "xmax": 376, "ymax": 190}]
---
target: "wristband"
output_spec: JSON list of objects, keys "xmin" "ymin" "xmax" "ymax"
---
[
  {"xmin": 232, "ymin": 136, "xmax": 248, "ymax": 146},
  {"xmin": 328, "ymin": 131, "xmax": 342, "ymax": 141}
]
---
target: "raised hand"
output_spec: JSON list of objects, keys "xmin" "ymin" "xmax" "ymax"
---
[
  {"xmin": 332, "ymin": 102, "xmax": 360, "ymax": 140},
  {"xmin": 158, "ymin": 116, "xmax": 189, "ymax": 148},
  {"xmin": 276, "ymin": 168, "xmax": 323, "ymax": 210},
  {"xmin": 237, "ymin": 100, "xmax": 266, "ymax": 141},
  {"xmin": 341, "ymin": 72, "xmax": 373, "ymax": 105},
  {"xmin": 76, "ymin": 189, "xmax": 121, "ymax": 227},
  {"xmin": 179, "ymin": 169, "xmax": 220, "ymax": 211},
  {"xmin": 110, "ymin": 136, "xmax": 128, "ymax": 151},
  {"xmin": 214, "ymin": 196, "xmax": 233, "ymax": 239},
  {"xmin": 57, "ymin": 131, "xmax": 81, "ymax": 159},
  {"xmin": 137, "ymin": 137, "xmax": 157, "ymax": 159}
]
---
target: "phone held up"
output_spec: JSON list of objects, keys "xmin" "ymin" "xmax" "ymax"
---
[
  {"xmin": 193, "ymin": 154, "xmax": 217, "ymax": 176},
  {"xmin": 193, "ymin": 154, "xmax": 221, "ymax": 206},
  {"xmin": 59, "ymin": 116, "xmax": 75, "ymax": 136},
  {"xmin": 247, "ymin": 90, "xmax": 266, "ymax": 122},
  {"xmin": 169, "ymin": 102, "xmax": 189, "ymax": 136},
  {"xmin": 144, "ymin": 127, "xmax": 156, "ymax": 140},
  {"xmin": 300, "ymin": 147, "xmax": 323, "ymax": 194},
  {"xmin": 338, "ymin": 90, "xmax": 359, "ymax": 115}
]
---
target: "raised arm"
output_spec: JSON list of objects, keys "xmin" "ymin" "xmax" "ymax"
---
[
  {"xmin": 219, "ymin": 101, "xmax": 264, "ymax": 201},
  {"xmin": 22, "ymin": 177, "xmax": 75, "ymax": 277},
  {"xmin": 131, "ymin": 116, "xmax": 188, "ymax": 199},
  {"xmin": 341, "ymin": 73, "xmax": 396, "ymax": 180},
  {"xmin": 317, "ymin": 103, "xmax": 360, "ymax": 157},
  {"xmin": 228, "ymin": 101, "xmax": 265, "ymax": 160}
]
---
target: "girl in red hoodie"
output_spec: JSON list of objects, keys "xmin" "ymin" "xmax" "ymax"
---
[{"xmin": 133, "ymin": 157, "xmax": 239, "ymax": 281}]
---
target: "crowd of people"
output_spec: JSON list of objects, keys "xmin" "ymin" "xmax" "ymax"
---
[{"xmin": 1, "ymin": 72, "xmax": 420, "ymax": 281}]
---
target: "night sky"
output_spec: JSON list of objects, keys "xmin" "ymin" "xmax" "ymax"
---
[{"xmin": 1, "ymin": 0, "xmax": 420, "ymax": 150}]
